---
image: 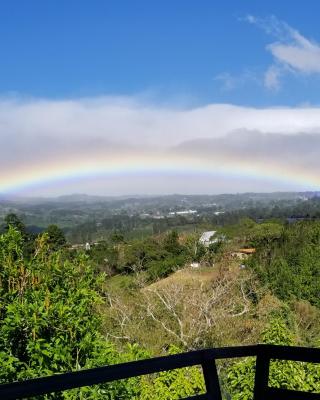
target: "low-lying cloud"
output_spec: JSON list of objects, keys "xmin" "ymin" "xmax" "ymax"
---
[
  {"xmin": 1, "ymin": 96, "xmax": 320, "ymax": 194},
  {"xmin": 175, "ymin": 130, "xmax": 320, "ymax": 170}
]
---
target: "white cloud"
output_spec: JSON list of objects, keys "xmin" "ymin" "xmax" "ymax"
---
[
  {"xmin": 214, "ymin": 73, "xmax": 238, "ymax": 91},
  {"xmin": 176, "ymin": 130, "xmax": 320, "ymax": 171},
  {"xmin": 214, "ymin": 70, "xmax": 259, "ymax": 92},
  {"xmin": 268, "ymin": 38, "xmax": 320, "ymax": 74},
  {"xmin": 2, "ymin": 96, "xmax": 320, "ymax": 194},
  {"xmin": 264, "ymin": 65, "xmax": 281, "ymax": 90},
  {"xmin": 2, "ymin": 96, "xmax": 320, "ymax": 151},
  {"xmin": 246, "ymin": 15, "xmax": 320, "ymax": 89}
]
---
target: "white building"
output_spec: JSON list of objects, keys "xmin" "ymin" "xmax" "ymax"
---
[
  {"xmin": 214, "ymin": 211, "xmax": 225, "ymax": 216},
  {"xmin": 199, "ymin": 231, "xmax": 217, "ymax": 247},
  {"xmin": 169, "ymin": 210, "xmax": 197, "ymax": 216}
]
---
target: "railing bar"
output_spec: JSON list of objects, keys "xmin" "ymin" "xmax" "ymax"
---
[
  {"xmin": 207, "ymin": 345, "xmax": 259, "ymax": 359},
  {"xmin": 0, "ymin": 350, "xmax": 210, "ymax": 399},
  {"xmin": 267, "ymin": 387, "xmax": 320, "ymax": 399},
  {"xmin": 255, "ymin": 344, "xmax": 320, "ymax": 363},
  {"xmin": 253, "ymin": 353, "xmax": 270, "ymax": 400},
  {"xmin": 0, "ymin": 345, "xmax": 319, "ymax": 399},
  {"xmin": 261, "ymin": 344, "xmax": 320, "ymax": 363},
  {"xmin": 0, "ymin": 351, "xmax": 215, "ymax": 399},
  {"xmin": 183, "ymin": 395, "xmax": 208, "ymax": 400},
  {"xmin": 0, "ymin": 346, "xmax": 260, "ymax": 399},
  {"xmin": 201, "ymin": 359, "xmax": 222, "ymax": 400}
]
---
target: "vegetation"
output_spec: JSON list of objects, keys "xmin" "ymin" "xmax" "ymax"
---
[
  {"xmin": 249, "ymin": 221, "xmax": 320, "ymax": 307},
  {"xmin": 2, "ymin": 192, "xmax": 320, "ymax": 245},
  {"xmin": 0, "ymin": 207, "xmax": 319, "ymax": 399}
]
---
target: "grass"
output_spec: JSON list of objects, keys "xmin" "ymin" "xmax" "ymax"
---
[
  {"xmin": 105, "ymin": 274, "xmax": 137, "ymax": 292},
  {"xmin": 145, "ymin": 265, "xmax": 219, "ymax": 291}
]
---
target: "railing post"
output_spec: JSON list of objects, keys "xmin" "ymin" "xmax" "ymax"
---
[
  {"xmin": 201, "ymin": 359, "xmax": 222, "ymax": 400},
  {"xmin": 253, "ymin": 349, "xmax": 270, "ymax": 400}
]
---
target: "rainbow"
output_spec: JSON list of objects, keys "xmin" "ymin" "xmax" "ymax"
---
[{"xmin": 0, "ymin": 151, "xmax": 319, "ymax": 194}]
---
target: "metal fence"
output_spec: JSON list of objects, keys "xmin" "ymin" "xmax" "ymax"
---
[{"xmin": 0, "ymin": 344, "xmax": 319, "ymax": 399}]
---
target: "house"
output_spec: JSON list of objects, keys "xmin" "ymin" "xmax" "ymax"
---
[
  {"xmin": 214, "ymin": 211, "xmax": 225, "ymax": 216},
  {"xmin": 231, "ymin": 248, "xmax": 256, "ymax": 260},
  {"xmin": 238, "ymin": 248, "xmax": 256, "ymax": 255},
  {"xmin": 169, "ymin": 210, "xmax": 197, "ymax": 216},
  {"xmin": 199, "ymin": 231, "xmax": 217, "ymax": 247}
]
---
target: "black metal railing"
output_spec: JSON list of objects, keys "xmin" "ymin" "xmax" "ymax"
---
[{"xmin": 0, "ymin": 344, "xmax": 319, "ymax": 399}]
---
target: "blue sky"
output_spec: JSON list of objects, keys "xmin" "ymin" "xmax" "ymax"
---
[{"xmin": 1, "ymin": 1, "xmax": 320, "ymax": 106}]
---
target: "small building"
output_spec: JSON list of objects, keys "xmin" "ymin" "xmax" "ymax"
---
[
  {"xmin": 214, "ymin": 211, "xmax": 225, "ymax": 216},
  {"xmin": 232, "ymin": 248, "xmax": 256, "ymax": 260},
  {"xmin": 70, "ymin": 243, "xmax": 83, "ymax": 250},
  {"xmin": 199, "ymin": 231, "xmax": 217, "ymax": 247},
  {"xmin": 140, "ymin": 213, "xmax": 150, "ymax": 219},
  {"xmin": 238, "ymin": 248, "xmax": 256, "ymax": 255},
  {"xmin": 169, "ymin": 210, "xmax": 197, "ymax": 216}
]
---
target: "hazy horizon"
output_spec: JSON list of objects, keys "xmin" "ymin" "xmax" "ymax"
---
[{"xmin": 0, "ymin": 190, "xmax": 316, "ymax": 202}]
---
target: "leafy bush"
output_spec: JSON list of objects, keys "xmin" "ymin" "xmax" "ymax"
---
[
  {"xmin": 0, "ymin": 228, "xmax": 150, "ymax": 398},
  {"xmin": 249, "ymin": 222, "xmax": 320, "ymax": 307},
  {"xmin": 138, "ymin": 346, "xmax": 205, "ymax": 400},
  {"xmin": 225, "ymin": 318, "xmax": 320, "ymax": 400}
]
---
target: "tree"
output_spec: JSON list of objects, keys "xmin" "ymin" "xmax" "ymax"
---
[
  {"xmin": 0, "ymin": 227, "xmax": 148, "ymax": 398},
  {"xmin": 183, "ymin": 233, "xmax": 206, "ymax": 262},
  {"xmin": 0, "ymin": 228, "xmax": 99, "ymax": 379},
  {"xmin": 3, "ymin": 213, "xmax": 36, "ymax": 258},
  {"xmin": 4, "ymin": 213, "xmax": 26, "ymax": 235},
  {"xmin": 0, "ymin": 227, "xmax": 226, "ymax": 399},
  {"xmin": 249, "ymin": 222, "xmax": 320, "ymax": 307},
  {"xmin": 163, "ymin": 231, "xmax": 182, "ymax": 255},
  {"xmin": 110, "ymin": 231, "xmax": 124, "ymax": 244},
  {"xmin": 105, "ymin": 269, "xmax": 257, "ymax": 351},
  {"xmin": 247, "ymin": 222, "xmax": 283, "ymax": 247},
  {"xmin": 45, "ymin": 224, "xmax": 67, "ymax": 250}
]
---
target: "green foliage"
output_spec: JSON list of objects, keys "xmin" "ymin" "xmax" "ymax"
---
[
  {"xmin": 110, "ymin": 231, "xmax": 124, "ymax": 244},
  {"xmin": 0, "ymin": 228, "xmax": 210, "ymax": 399},
  {"xmin": 45, "ymin": 224, "xmax": 67, "ymax": 250},
  {"xmin": 89, "ymin": 228, "xmax": 226, "ymax": 282},
  {"xmin": 163, "ymin": 231, "xmax": 181, "ymax": 255},
  {"xmin": 1, "ymin": 214, "xmax": 320, "ymax": 399},
  {"xmin": 138, "ymin": 346, "xmax": 205, "ymax": 400},
  {"xmin": 208, "ymin": 239, "xmax": 224, "ymax": 254},
  {"xmin": 4, "ymin": 213, "xmax": 27, "ymax": 236},
  {"xmin": 0, "ymin": 228, "xmax": 149, "ymax": 398},
  {"xmin": 63, "ymin": 343, "xmax": 151, "ymax": 399},
  {"xmin": 114, "ymin": 231, "xmax": 189, "ymax": 280},
  {"xmin": 0, "ymin": 228, "xmax": 99, "ymax": 377},
  {"xmin": 246, "ymin": 222, "xmax": 283, "ymax": 247},
  {"xmin": 250, "ymin": 221, "xmax": 320, "ymax": 307},
  {"xmin": 147, "ymin": 254, "xmax": 186, "ymax": 280},
  {"xmin": 3, "ymin": 213, "xmax": 36, "ymax": 258},
  {"xmin": 225, "ymin": 318, "xmax": 320, "ymax": 400},
  {"xmin": 87, "ymin": 241, "xmax": 119, "ymax": 274}
]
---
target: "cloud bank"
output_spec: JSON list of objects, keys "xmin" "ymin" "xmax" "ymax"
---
[{"xmin": 1, "ymin": 96, "xmax": 320, "ymax": 194}]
